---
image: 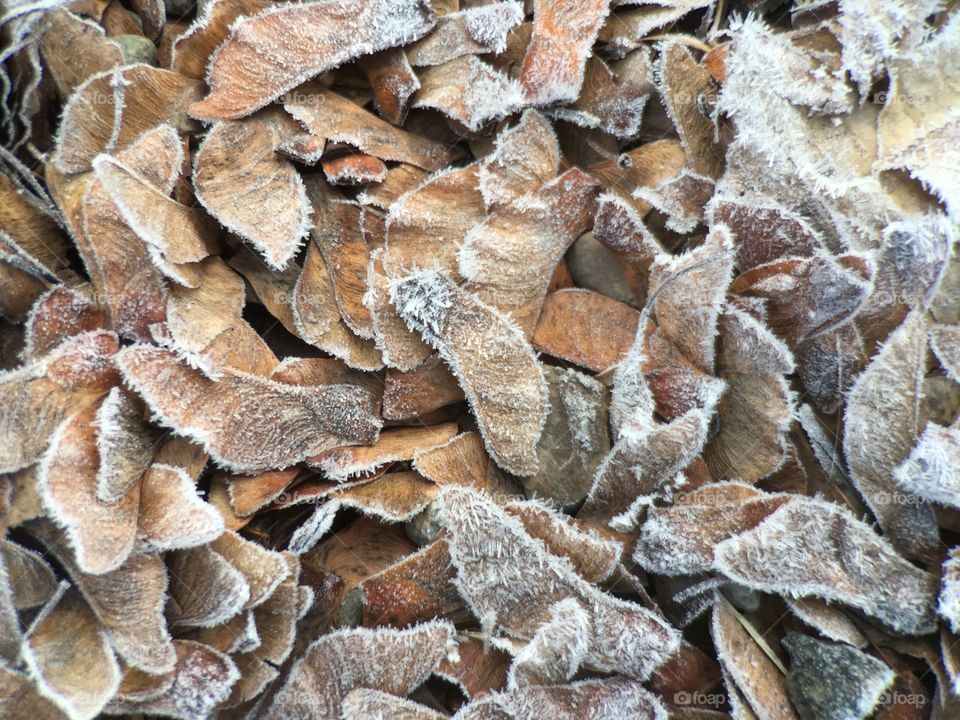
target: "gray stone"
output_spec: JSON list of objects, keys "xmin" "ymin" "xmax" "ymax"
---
[
  {"xmin": 522, "ymin": 364, "xmax": 611, "ymax": 507},
  {"xmin": 566, "ymin": 231, "xmax": 636, "ymax": 306},
  {"xmin": 783, "ymin": 631, "xmax": 895, "ymax": 720},
  {"xmin": 404, "ymin": 501, "xmax": 442, "ymax": 546},
  {"xmin": 111, "ymin": 35, "xmax": 158, "ymax": 67}
]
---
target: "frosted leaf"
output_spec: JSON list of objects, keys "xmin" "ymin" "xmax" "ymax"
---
[
  {"xmin": 323, "ymin": 154, "xmax": 389, "ymax": 186},
  {"xmin": 893, "ymin": 422, "xmax": 960, "ymax": 508},
  {"xmin": 718, "ymin": 305, "xmax": 795, "ymax": 376},
  {"xmin": 267, "ymin": 621, "xmax": 456, "ymax": 719},
  {"xmin": 107, "ymin": 640, "xmax": 239, "ymax": 719},
  {"xmin": 1, "ymin": 541, "xmax": 58, "ymax": 611},
  {"xmin": 843, "ymin": 310, "xmax": 939, "ymax": 560},
  {"xmin": 881, "ymin": 214, "xmax": 956, "ymax": 309},
  {"xmin": 38, "ymin": 407, "xmax": 138, "ymax": 575},
  {"xmin": 54, "ymin": 65, "xmax": 202, "ymax": 174},
  {"xmin": 367, "ymin": 249, "xmax": 433, "ymax": 370},
  {"xmin": 167, "ymin": 545, "xmax": 249, "ymax": 628},
  {"xmin": 931, "ymin": 324, "xmax": 960, "ymax": 383},
  {"xmin": 38, "ymin": 10, "xmax": 122, "ymax": 98},
  {"xmin": 412, "ymin": 431, "xmax": 519, "ymax": 498},
  {"xmin": 186, "ymin": 608, "xmax": 260, "ymax": 655},
  {"xmin": 21, "ymin": 286, "xmax": 104, "ymax": 361},
  {"xmin": 581, "ymin": 407, "xmax": 712, "ymax": 531},
  {"xmin": 193, "ymin": 112, "xmax": 311, "ymax": 270},
  {"xmin": 634, "ymin": 483, "xmax": 791, "ymax": 577},
  {"xmin": 437, "ymin": 486, "xmax": 680, "ymax": 679},
  {"xmin": 649, "ymin": 226, "xmax": 733, "ymax": 374},
  {"xmin": 94, "ymin": 387, "xmax": 157, "ymax": 502},
  {"xmin": 42, "ymin": 541, "xmax": 176, "ymax": 674},
  {"xmin": 507, "ymin": 598, "xmax": 591, "ymax": 688},
  {"xmin": 708, "ymin": 195, "xmax": 825, "ymax": 272},
  {"xmin": 794, "ymin": 325, "xmax": 867, "ymax": 415},
  {"xmin": 331, "ymin": 471, "xmax": 440, "ymax": 523},
  {"xmin": 249, "ymin": 552, "xmax": 301, "ymax": 664},
  {"xmin": 117, "ymin": 345, "xmax": 382, "ymax": 474},
  {"xmin": 136, "ymin": 463, "xmax": 224, "ymax": 552},
  {"xmin": 209, "ymin": 530, "xmax": 290, "ymax": 610},
  {"xmin": 713, "ymin": 496, "xmax": 939, "ymax": 635},
  {"xmin": 0, "ymin": 664, "xmax": 64, "ymax": 719},
  {"xmin": 477, "ymin": 110, "xmax": 560, "ymax": 210},
  {"xmin": 838, "ymin": 0, "xmax": 944, "ymax": 97},
  {"xmin": 383, "ymin": 354, "xmax": 467, "ymax": 420},
  {"xmin": 458, "ymin": 678, "xmax": 668, "ymax": 720},
  {"xmin": 0, "ymin": 330, "xmax": 119, "ymax": 474},
  {"xmin": 358, "ymin": 538, "xmax": 465, "ymax": 628},
  {"xmin": 407, "ymin": 2, "xmax": 524, "ymax": 66},
  {"xmin": 704, "ymin": 374, "xmax": 794, "ymax": 484},
  {"xmin": 171, "ymin": 0, "xmax": 271, "ymax": 80},
  {"xmin": 875, "ymin": 12, "xmax": 960, "ymax": 220},
  {"xmin": 656, "ymin": 40, "xmax": 724, "ymax": 178},
  {"xmin": 711, "ymin": 600, "xmax": 799, "ymax": 720},
  {"xmin": 435, "ymin": 636, "xmax": 511, "ymax": 699},
  {"xmin": 522, "ymin": 365, "xmax": 611, "ymax": 508},
  {"xmin": 189, "ymin": 0, "xmax": 436, "ymax": 120},
  {"xmin": 228, "ymin": 468, "xmax": 300, "ymax": 517},
  {"xmin": 287, "ymin": 501, "xmax": 340, "ymax": 556},
  {"xmin": 22, "ymin": 588, "xmax": 120, "ymax": 720},
  {"xmin": 412, "ymin": 55, "xmax": 525, "ymax": 132},
  {"xmin": 505, "ymin": 500, "xmax": 623, "ymax": 583},
  {"xmin": 359, "ymin": 164, "xmax": 430, "ymax": 209},
  {"xmin": 587, "ymin": 141, "xmax": 686, "ymax": 215},
  {"xmin": 308, "ymin": 198, "xmax": 374, "ymax": 338},
  {"xmin": 596, "ymin": 4, "xmax": 706, "ymax": 56},
  {"xmin": 315, "ymin": 423, "xmax": 457, "ymax": 480},
  {"xmin": 342, "ymin": 689, "xmax": 447, "ymax": 720},
  {"xmin": 547, "ymin": 56, "xmax": 648, "ymax": 140},
  {"xmin": 358, "ymin": 49, "xmax": 421, "ymax": 126},
  {"xmin": 730, "ymin": 252, "xmax": 871, "ymax": 349},
  {"xmin": 460, "ymin": 168, "xmax": 599, "ymax": 334},
  {"xmin": 170, "ymin": 255, "xmax": 279, "ymax": 375},
  {"xmin": 390, "ymin": 270, "xmax": 548, "ymax": 476},
  {"xmin": 93, "ymin": 153, "xmax": 216, "ymax": 273},
  {"xmin": 633, "ymin": 169, "xmax": 714, "ymax": 234},
  {"xmin": 76, "ymin": 129, "xmax": 175, "ymax": 342},
  {"xmin": 519, "ymin": 0, "xmax": 610, "ymax": 106},
  {"xmin": 939, "ymin": 549, "xmax": 960, "ymax": 634},
  {"xmin": 286, "ymin": 85, "xmax": 455, "ymax": 170},
  {"xmin": 785, "ymin": 598, "xmax": 868, "ymax": 649},
  {"xmin": 292, "ymin": 240, "xmax": 385, "ymax": 371},
  {"xmin": 782, "ymin": 631, "xmax": 894, "ymax": 720},
  {"xmin": 384, "ymin": 162, "xmax": 485, "ymax": 279}
]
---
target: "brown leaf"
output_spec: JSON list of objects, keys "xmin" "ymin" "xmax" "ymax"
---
[
  {"xmin": 438, "ymin": 486, "xmax": 680, "ymax": 679},
  {"xmin": 38, "ymin": 10, "xmax": 123, "ymax": 99},
  {"xmin": 54, "ymin": 65, "xmax": 202, "ymax": 174},
  {"xmin": 286, "ymin": 85, "xmax": 455, "ymax": 170},
  {"xmin": 93, "ymin": 386, "xmax": 157, "ymax": 502},
  {"xmin": 342, "ymin": 689, "xmax": 447, "ymax": 720},
  {"xmin": 22, "ymin": 587, "xmax": 121, "ymax": 720},
  {"xmin": 190, "ymin": 0, "xmax": 436, "ymax": 120},
  {"xmin": 357, "ymin": 49, "xmax": 421, "ymax": 125},
  {"xmin": 268, "ymin": 621, "xmax": 455, "ymax": 719},
  {"xmin": 460, "ymin": 168, "xmax": 600, "ymax": 333},
  {"xmin": 21, "ymin": 285, "xmax": 104, "ymax": 361},
  {"xmin": 712, "ymin": 600, "xmax": 798, "ymax": 720},
  {"xmin": 314, "ymin": 423, "xmax": 458, "ymax": 480},
  {"xmin": 117, "ymin": 345, "xmax": 381, "ymax": 473},
  {"xmin": 519, "ymin": 0, "xmax": 609, "ymax": 105},
  {"xmin": 407, "ymin": 3, "xmax": 523, "ymax": 67},
  {"xmin": 193, "ymin": 112, "xmax": 311, "ymax": 269},
  {"xmin": 412, "ymin": 56, "xmax": 523, "ymax": 132},
  {"xmin": 322, "ymin": 154, "xmax": 389, "ymax": 186},
  {"xmin": 391, "ymin": 270, "xmax": 548, "ymax": 476},
  {"xmin": 170, "ymin": 0, "xmax": 271, "ymax": 79},
  {"xmin": 477, "ymin": 109, "xmax": 560, "ymax": 210},
  {"xmin": 531, "ymin": 288, "xmax": 640, "ymax": 372},
  {"xmin": 383, "ymin": 354, "xmax": 465, "ymax": 420}
]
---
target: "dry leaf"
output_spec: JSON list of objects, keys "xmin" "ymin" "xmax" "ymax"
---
[
  {"xmin": 390, "ymin": 270, "xmax": 548, "ymax": 476},
  {"xmin": 118, "ymin": 345, "xmax": 382, "ymax": 473},
  {"xmin": 189, "ymin": 0, "xmax": 437, "ymax": 120}
]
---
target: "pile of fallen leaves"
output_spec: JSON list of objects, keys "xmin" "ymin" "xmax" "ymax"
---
[{"xmin": 0, "ymin": 0, "xmax": 958, "ymax": 717}]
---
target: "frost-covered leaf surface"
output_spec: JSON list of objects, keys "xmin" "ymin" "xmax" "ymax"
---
[{"xmin": 2, "ymin": 0, "xmax": 959, "ymax": 716}]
